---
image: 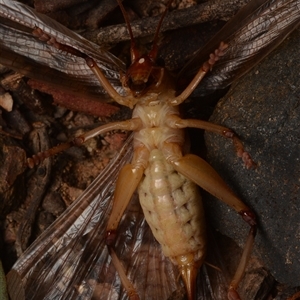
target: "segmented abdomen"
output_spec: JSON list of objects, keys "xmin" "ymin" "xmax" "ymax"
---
[{"xmin": 138, "ymin": 149, "xmax": 206, "ymax": 264}]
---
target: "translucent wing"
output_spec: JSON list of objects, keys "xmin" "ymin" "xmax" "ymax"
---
[
  {"xmin": 6, "ymin": 134, "xmax": 231, "ymax": 300},
  {"xmin": 177, "ymin": 0, "xmax": 300, "ymax": 96},
  {"xmin": 6, "ymin": 135, "xmax": 184, "ymax": 300},
  {"xmin": 0, "ymin": 0, "xmax": 126, "ymax": 102}
]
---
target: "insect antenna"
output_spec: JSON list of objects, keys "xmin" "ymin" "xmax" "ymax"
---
[
  {"xmin": 116, "ymin": 0, "xmax": 138, "ymax": 61},
  {"xmin": 117, "ymin": 0, "xmax": 174, "ymax": 62},
  {"xmin": 149, "ymin": 0, "xmax": 174, "ymax": 60}
]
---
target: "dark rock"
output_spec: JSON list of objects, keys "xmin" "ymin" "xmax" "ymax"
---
[{"xmin": 204, "ymin": 28, "xmax": 300, "ymax": 287}]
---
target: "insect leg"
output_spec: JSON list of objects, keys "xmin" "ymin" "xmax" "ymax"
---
[
  {"xmin": 106, "ymin": 145, "xmax": 149, "ymax": 233},
  {"xmin": 32, "ymin": 27, "xmax": 137, "ymax": 108},
  {"xmin": 170, "ymin": 42, "xmax": 228, "ymax": 106},
  {"xmin": 28, "ymin": 118, "xmax": 142, "ymax": 167},
  {"xmin": 163, "ymin": 142, "xmax": 256, "ymax": 299},
  {"xmin": 163, "ymin": 142, "xmax": 256, "ymax": 225},
  {"xmin": 168, "ymin": 116, "xmax": 255, "ymax": 169},
  {"xmin": 106, "ymin": 145, "xmax": 149, "ymax": 300}
]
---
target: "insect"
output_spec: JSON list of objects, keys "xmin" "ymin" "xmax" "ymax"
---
[{"xmin": 0, "ymin": 0, "xmax": 299, "ymax": 299}]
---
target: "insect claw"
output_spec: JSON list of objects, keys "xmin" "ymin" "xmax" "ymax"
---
[
  {"xmin": 242, "ymin": 152, "xmax": 256, "ymax": 169},
  {"xmin": 231, "ymin": 134, "xmax": 256, "ymax": 168}
]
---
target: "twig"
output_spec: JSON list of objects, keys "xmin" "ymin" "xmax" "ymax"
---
[{"xmin": 83, "ymin": 0, "xmax": 249, "ymax": 44}]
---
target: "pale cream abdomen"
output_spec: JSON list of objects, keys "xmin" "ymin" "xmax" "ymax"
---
[{"xmin": 138, "ymin": 149, "xmax": 206, "ymax": 264}]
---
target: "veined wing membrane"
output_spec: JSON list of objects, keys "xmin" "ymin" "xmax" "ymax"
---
[
  {"xmin": 177, "ymin": 0, "xmax": 300, "ymax": 96},
  {"xmin": 5, "ymin": 131, "xmax": 230, "ymax": 299},
  {"xmin": 0, "ymin": 0, "xmax": 125, "ymax": 102},
  {"xmin": 6, "ymin": 134, "xmax": 182, "ymax": 300}
]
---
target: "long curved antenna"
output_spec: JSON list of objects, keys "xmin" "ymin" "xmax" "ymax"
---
[
  {"xmin": 117, "ymin": 0, "xmax": 174, "ymax": 62},
  {"xmin": 117, "ymin": 0, "xmax": 139, "ymax": 61},
  {"xmin": 149, "ymin": 0, "xmax": 174, "ymax": 60}
]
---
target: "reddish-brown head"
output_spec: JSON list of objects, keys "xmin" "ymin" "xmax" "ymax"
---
[
  {"xmin": 117, "ymin": 0, "xmax": 172, "ymax": 97},
  {"xmin": 124, "ymin": 53, "xmax": 165, "ymax": 96}
]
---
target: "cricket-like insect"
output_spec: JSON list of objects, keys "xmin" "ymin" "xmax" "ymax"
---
[{"xmin": 0, "ymin": 0, "xmax": 299, "ymax": 299}]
